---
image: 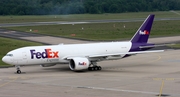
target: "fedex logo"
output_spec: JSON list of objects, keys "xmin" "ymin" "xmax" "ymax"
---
[
  {"xmin": 30, "ymin": 49, "xmax": 59, "ymax": 59},
  {"xmin": 79, "ymin": 62, "xmax": 86, "ymax": 65},
  {"xmin": 139, "ymin": 30, "xmax": 149, "ymax": 35}
]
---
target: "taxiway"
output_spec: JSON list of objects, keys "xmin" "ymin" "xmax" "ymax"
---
[
  {"xmin": 0, "ymin": 49, "xmax": 180, "ymax": 97},
  {"xmin": 0, "ymin": 17, "xmax": 180, "ymax": 27}
]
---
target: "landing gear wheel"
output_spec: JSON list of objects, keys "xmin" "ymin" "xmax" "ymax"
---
[
  {"xmin": 88, "ymin": 66, "xmax": 102, "ymax": 71},
  {"xmin": 88, "ymin": 67, "xmax": 91, "ymax": 71},
  {"xmin": 17, "ymin": 70, "xmax": 21, "ymax": 74},
  {"xmin": 88, "ymin": 67, "xmax": 94, "ymax": 71},
  {"xmin": 97, "ymin": 66, "xmax": 102, "ymax": 70},
  {"xmin": 94, "ymin": 66, "xmax": 98, "ymax": 71},
  {"xmin": 91, "ymin": 67, "xmax": 94, "ymax": 71},
  {"xmin": 88, "ymin": 62, "xmax": 102, "ymax": 71},
  {"xmin": 15, "ymin": 65, "xmax": 22, "ymax": 74}
]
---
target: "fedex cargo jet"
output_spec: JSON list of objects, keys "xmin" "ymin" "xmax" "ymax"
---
[{"xmin": 2, "ymin": 14, "xmax": 164, "ymax": 74}]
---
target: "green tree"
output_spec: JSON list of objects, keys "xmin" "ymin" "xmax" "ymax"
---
[
  {"xmin": 109, "ymin": 4, "xmax": 118, "ymax": 13},
  {"xmin": 0, "ymin": 0, "xmax": 180, "ymax": 15},
  {"xmin": 89, "ymin": 6, "xmax": 99, "ymax": 14}
]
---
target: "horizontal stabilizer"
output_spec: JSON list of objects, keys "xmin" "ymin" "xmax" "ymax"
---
[{"xmin": 139, "ymin": 44, "xmax": 166, "ymax": 49}]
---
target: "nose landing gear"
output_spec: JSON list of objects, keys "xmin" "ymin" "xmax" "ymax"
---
[{"xmin": 16, "ymin": 65, "xmax": 21, "ymax": 74}]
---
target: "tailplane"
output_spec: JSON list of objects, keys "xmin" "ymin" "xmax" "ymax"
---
[{"xmin": 130, "ymin": 14, "xmax": 154, "ymax": 43}]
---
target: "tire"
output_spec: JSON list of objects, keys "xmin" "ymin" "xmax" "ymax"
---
[
  {"xmin": 91, "ymin": 67, "xmax": 94, "ymax": 71},
  {"xmin": 88, "ymin": 67, "xmax": 91, "ymax": 71},
  {"xmin": 17, "ymin": 70, "xmax": 21, "ymax": 74},
  {"xmin": 98, "ymin": 66, "xmax": 102, "ymax": 70},
  {"xmin": 88, "ymin": 67, "xmax": 94, "ymax": 71},
  {"xmin": 94, "ymin": 67, "xmax": 98, "ymax": 71}
]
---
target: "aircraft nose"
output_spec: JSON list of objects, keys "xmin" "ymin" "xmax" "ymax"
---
[{"xmin": 2, "ymin": 56, "xmax": 9, "ymax": 64}]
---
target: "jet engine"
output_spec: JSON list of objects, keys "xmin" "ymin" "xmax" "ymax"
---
[
  {"xmin": 40, "ymin": 64, "xmax": 56, "ymax": 67},
  {"xmin": 69, "ymin": 57, "xmax": 90, "ymax": 71}
]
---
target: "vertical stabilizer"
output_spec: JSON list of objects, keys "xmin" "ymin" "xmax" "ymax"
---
[{"xmin": 130, "ymin": 14, "xmax": 154, "ymax": 43}]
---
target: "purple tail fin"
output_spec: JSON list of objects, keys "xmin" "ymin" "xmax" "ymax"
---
[{"xmin": 130, "ymin": 14, "xmax": 155, "ymax": 43}]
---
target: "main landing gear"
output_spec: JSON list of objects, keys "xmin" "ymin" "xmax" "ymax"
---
[
  {"xmin": 88, "ymin": 62, "xmax": 102, "ymax": 71},
  {"xmin": 88, "ymin": 66, "xmax": 102, "ymax": 71},
  {"xmin": 16, "ymin": 65, "xmax": 21, "ymax": 74}
]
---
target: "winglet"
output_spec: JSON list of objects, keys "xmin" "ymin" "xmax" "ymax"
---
[{"xmin": 130, "ymin": 14, "xmax": 155, "ymax": 43}]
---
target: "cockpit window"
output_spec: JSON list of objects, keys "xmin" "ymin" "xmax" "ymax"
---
[{"xmin": 6, "ymin": 54, "xmax": 13, "ymax": 57}]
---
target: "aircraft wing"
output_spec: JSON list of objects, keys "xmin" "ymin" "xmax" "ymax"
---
[
  {"xmin": 62, "ymin": 50, "xmax": 164, "ymax": 60},
  {"xmin": 88, "ymin": 50, "xmax": 164, "ymax": 58}
]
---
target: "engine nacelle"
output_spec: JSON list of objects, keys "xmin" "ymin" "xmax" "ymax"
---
[
  {"xmin": 40, "ymin": 64, "xmax": 56, "ymax": 67},
  {"xmin": 69, "ymin": 57, "xmax": 90, "ymax": 71}
]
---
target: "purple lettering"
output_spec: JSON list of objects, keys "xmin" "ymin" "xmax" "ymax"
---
[
  {"xmin": 42, "ymin": 51, "xmax": 47, "ymax": 58},
  {"xmin": 36, "ymin": 52, "xmax": 41, "ymax": 59},
  {"xmin": 30, "ymin": 50, "xmax": 36, "ymax": 59}
]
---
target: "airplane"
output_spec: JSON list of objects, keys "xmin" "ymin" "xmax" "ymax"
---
[{"xmin": 2, "ymin": 14, "xmax": 164, "ymax": 74}]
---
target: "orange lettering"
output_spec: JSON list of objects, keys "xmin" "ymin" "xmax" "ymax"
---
[
  {"xmin": 46, "ymin": 49, "xmax": 53, "ymax": 58},
  {"xmin": 53, "ymin": 51, "xmax": 59, "ymax": 58}
]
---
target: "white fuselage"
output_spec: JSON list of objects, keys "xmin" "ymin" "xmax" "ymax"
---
[{"xmin": 3, "ymin": 41, "xmax": 132, "ymax": 66}]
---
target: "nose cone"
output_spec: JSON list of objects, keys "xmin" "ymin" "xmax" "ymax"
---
[
  {"xmin": 2, "ymin": 56, "xmax": 6, "ymax": 63},
  {"xmin": 2, "ymin": 56, "xmax": 10, "ymax": 64}
]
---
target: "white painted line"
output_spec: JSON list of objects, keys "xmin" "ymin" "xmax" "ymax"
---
[
  {"xmin": 58, "ymin": 22, "xmax": 89, "ymax": 24},
  {"xmin": 75, "ymin": 86, "xmax": 180, "ymax": 96},
  {"xmin": 77, "ymin": 86, "xmax": 158, "ymax": 95},
  {"xmin": 170, "ymin": 10, "xmax": 180, "ymax": 15}
]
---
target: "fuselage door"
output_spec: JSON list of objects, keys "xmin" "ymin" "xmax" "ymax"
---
[
  {"xmin": 21, "ymin": 51, "xmax": 28, "ymax": 64},
  {"xmin": 22, "ymin": 52, "xmax": 27, "ymax": 59}
]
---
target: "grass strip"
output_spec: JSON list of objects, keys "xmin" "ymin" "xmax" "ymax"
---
[
  {"xmin": 0, "ymin": 37, "xmax": 42, "ymax": 66},
  {"xmin": 4, "ymin": 20, "xmax": 180, "ymax": 41}
]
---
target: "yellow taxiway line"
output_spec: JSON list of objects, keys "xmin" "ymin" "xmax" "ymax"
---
[{"xmin": 0, "ymin": 77, "xmax": 18, "ymax": 88}]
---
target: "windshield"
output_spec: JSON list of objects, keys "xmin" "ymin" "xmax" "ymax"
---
[{"xmin": 6, "ymin": 54, "xmax": 13, "ymax": 57}]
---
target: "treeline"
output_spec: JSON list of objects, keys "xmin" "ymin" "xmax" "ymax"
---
[{"xmin": 0, "ymin": 0, "xmax": 180, "ymax": 15}]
